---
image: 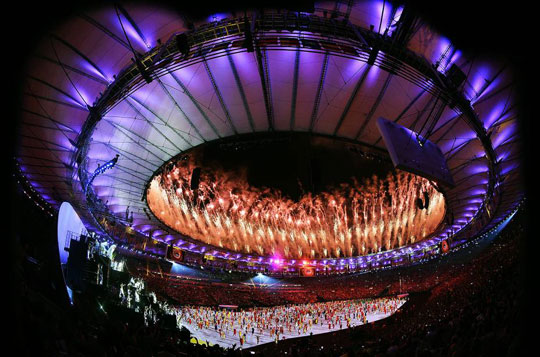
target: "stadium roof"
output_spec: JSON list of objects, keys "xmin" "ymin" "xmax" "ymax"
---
[{"xmin": 14, "ymin": 0, "xmax": 524, "ymax": 262}]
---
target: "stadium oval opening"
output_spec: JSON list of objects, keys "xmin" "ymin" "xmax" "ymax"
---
[{"xmin": 146, "ymin": 133, "xmax": 446, "ymax": 259}]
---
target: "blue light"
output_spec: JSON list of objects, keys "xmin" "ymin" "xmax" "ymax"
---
[{"xmin": 85, "ymin": 155, "xmax": 119, "ymax": 194}]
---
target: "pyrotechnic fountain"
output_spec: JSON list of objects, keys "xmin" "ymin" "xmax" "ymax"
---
[{"xmin": 146, "ymin": 136, "xmax": 446, "ymax": 259}]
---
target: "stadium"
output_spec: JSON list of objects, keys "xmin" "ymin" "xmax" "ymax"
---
[{"xmin": 10, "ymin": 0, "xmax": 533, "ymax": 356}]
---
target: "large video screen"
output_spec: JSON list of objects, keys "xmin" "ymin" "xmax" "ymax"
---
[{"xmin": 377, "ymin": 118, "xmax": 455, "ymax": 187}]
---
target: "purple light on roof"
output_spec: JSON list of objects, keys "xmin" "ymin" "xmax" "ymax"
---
[
  {"xmin": 493, "ymin": 124, "xmax": 516, "ymax": 148},
  {"xmin": 230, "ymin": 50, "xmax": 253, "ymax": 67},
  {"xmin": 391, "ymin": 6, "xmax": 404, "ymax": 29},
  {"xmin": 440, "ymin": 135, "xmax": 475, "ymax": 153},
  {"xmin": 484, "ymin": 102, "xmax": 506, "ymax": 129},
  {"xmin": 63, "ymin": 93, "xmax": 86, "ymax": 108},
  {"xmin": 501, "ymin": 163, "xmax": 518, "ymax": 175},
  {"xmin": 470, "ymin": 188, "xmax": 487, "ymax": 195},
  {"xmin": 207, "ymin": 13, "xmax": 228, "ymax": 22},
  {"xmin": 374, "ymin": 1, "xmax": 393, "ymax": 34},
  {"xmin": 448, "ymin": 50, "xmax": 461, "ymax": 68},
  {"xmin": 469, "ymin": 66, "xmax": 491, "ymax": 100},
  {"xmin": 469, "ymin": 198, "xmax": 483, "ymax": 204},
  {"xmin": 367, "ymin": 62, "xmax": 380, "ymax": 83},
  {"xmin": 129, "ymin": 87, "xmax": 152, "ymax": 104},
  {"xmin": 172, "ymin": 66, "xmax": 198, "ymax": 86},
  {"xmin": 434, "ymin": 36, "xmax": 451, "ymax": 67},
  {"xmin": 343, "ymin": 59, "xmax": 367, "ymax": 82},
  {"xmin": 497, "ymin": 151, "xmax": 510, "ymax": 162},
  {"xmin": 113, "ymin": 12, "xmax": 151, "ymax": 49},
  {"xmin": 87, "ymin": 149, "xmax": 115, "ymax": 162},
  {"xmin": 79, "ymin": 61, "xmax": 107, "ymax": 80},
  {"xmin": 469, "ymin": 164, "xmax": 489, "ymax": 175},
  {"xmin": 94, "ymin": 187, "xmax": 111, "ymax": 197}
]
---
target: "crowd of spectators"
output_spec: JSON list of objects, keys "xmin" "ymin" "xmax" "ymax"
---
[
  {"xmin": 12, "ymin": 187, "xmax": 529, "ymax": 356},
  {"xmin": 130, "ymin": 226, "xmax": 519, "ymax": 310},
  {"xmin": 347, "ymin": 212, "xmax": 524, "ymax": 356},
  {"xmin": 135, "ymin": 271, "xmax": 317, "ymax": 307}
]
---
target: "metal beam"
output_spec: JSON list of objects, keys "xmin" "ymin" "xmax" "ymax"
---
[
  {"xmin": 20, "ymin": 144, "xmax": 70, "ymax": 152},
  {"xmin": 100, "ymin": 173, "xmax": 146, "ymax": 190},
  {"xmin": 94, "ymin": 142, "xmax": 158, "ymax": 174},
  {"xmin": 167, "ymin": 70, "xmax": 221, "ymax": 138},
  {"xmin": 309, "ymin": 52, "xmax": 330, "ymax": 131},
  {"xmin": 49, "ymin": 34, "xmax": 109, "ymax": 80},
  {"xmin": 21, "ymin": 120, "xmax": 76, "ymax": 134},
  {"xmin": 203, "ymin": 59, "xmax": 238, "ymax": 135},
  {"xmin": 156, "ymin": 79, "xmax": 206, "ymax": 142},
  {"xmin": 15, "ymin": 162, "xmax": 66, "ymax": 169},
  {"xmin": 255, "ymin": 46, "xmax": 274, "ymax": 130},
  {"xmin": 333, "ymin": 64, "xmax": 370, "ymax": 135},
  {"xmin": 494, "ymin": 136, "xmax": 520, "ymax": 150},
  {"xmin": 471, "ymin": 63, "xmax": 508, "ymax": 103},
  {"xmin": 126, "ymin": 97, "xmax": 185, "ymax": 152},
  {"xmin": 78, "ymin": 13, "xmax": 132, "ymax": 51},
  {"xmin": 355, "ymin": 73, "xmax": 392, "ymax": 139},
  {"xmin": 445, "ymin": 138, "xmax": 475, "ymax": 162},
  {"xmin": 20, "ymin": 134, "xmax": 72, "ymax": 151},
  {"xmin": 115, "ymin": 4, "xmax": 150, "ymax": 49},
  {"xmin": 446, "ymin": 183, "xmax": 488, "ymax": 197},
  {"xmin": 16, "ymin": 154, "xmax": 68, "ymax": 165},
  {"xmin": 129, "ymin": 95, "xmax": 194, "ymax": 147},
  {"xmin": 27, "ymin": 75, "xmax": 86, "ymax": 108},
  {"xmin": 373, "ymin": 88, "xmax": 426, "ymax": 145},
  {"xmin": 449, "ymin": 157, "xmax": 486, "ymax": 177},
  {"xmin": 22, "ymin": 109, "xmax": 78, "ymax": 133},
  {"xmin": 489, "ymin": 108, "xmax": 517, "ymax": 129},
  {"xmin": 33, "ymin": 54, "xmax": 109, "ymax": 85},
  {"xmin": 226, "ymin": 50, "xmax": 255, "ymax": 132},
  {"xmin": 290, "ymin": 49, "xmax": 301, "ymax": 130},
  {"xmin": 24, "ymin": 92, "xmax": 88, "ymax": 112},
  {"xmin": 104, "ymin": 119, "xmax": 172, "ymax": 160}
]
